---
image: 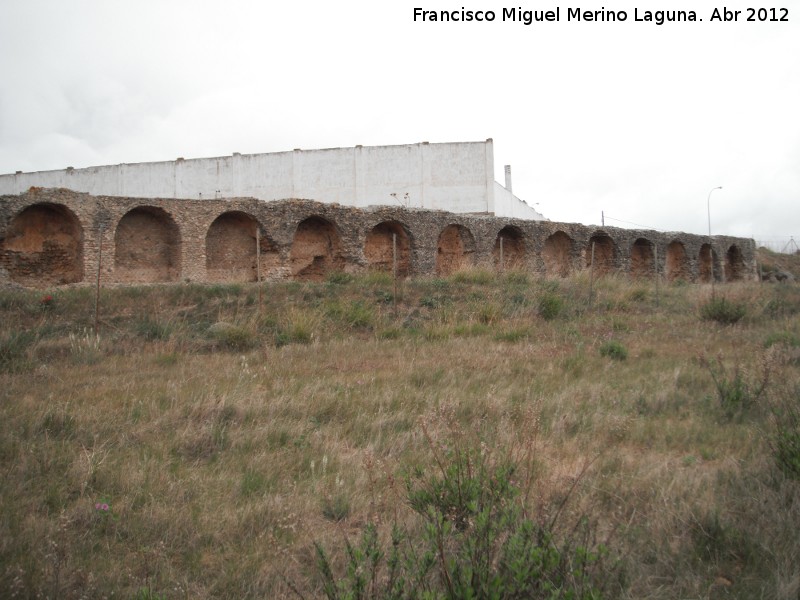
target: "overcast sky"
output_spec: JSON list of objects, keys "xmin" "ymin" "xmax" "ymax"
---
[{"xmin": 1, "ymin": 0, "xmax": 798, "ymax": 247}]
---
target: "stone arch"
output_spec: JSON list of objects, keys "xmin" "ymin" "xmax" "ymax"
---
[
  {"xmin": 364, "ymin": 220, "xmax": 411, "ymax": 276},
  {"xmin": 114, "ymin": 206, "xmax": 181, "ymax": 283},
  {"xmin": 290, "ymin": 216, "xmax": 344, "ymax": 281},
  {"xmin": 665, "ymin": 241, "xmax": 691, "ymax": 282},
  {"xmin": 698, "ymin": 244, "xmax": 715, "ymax": 283},
  {"xmin": 436, "ymin": 224, "xmax": 475, "ymax": 276},
  {"xmin": 585, "ymin": 232, "xmax": 616, "ymax": 276},
  {"xmin": 205, "ymin": 211, "xmax": 277, "ymax": 282},
  {"xmin": 630, "ymin": 238, "xmax": 654, "ymax": 278},
  {"xmin": 0, "ymin": 202, "xmax": 84, "ymax": 287},
  {"xmin": 542, "ymin": 231, "xmax": 573, "ymax": 278},
  {"xmin": 492, "ymin": 226, "xmax": 525, "ymax": 270},
  {"xmin": 725, "ymin": 244, "xmax": 745, "ymax": 282}
]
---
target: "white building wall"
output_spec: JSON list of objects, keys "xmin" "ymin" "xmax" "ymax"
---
[
  {"xmin": 0, "ymin": 140, "xmax": 545, "ymax": 220},
  {"xmin": 493, "ymin": 182, "xmax": 546, "ymax": 220}
]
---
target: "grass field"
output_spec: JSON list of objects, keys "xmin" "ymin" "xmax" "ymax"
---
[{"xmin": 1, "ymin": 254, "xmax": 799, "ymax": 599}]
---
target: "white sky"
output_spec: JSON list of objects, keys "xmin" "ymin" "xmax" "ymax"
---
[{"xmin": 1, "ymin": 1, "xmax": 798, "ymax": 246}]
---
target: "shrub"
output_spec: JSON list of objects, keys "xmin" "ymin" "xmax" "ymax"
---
[
  {"xmin": 207, "ymin": 322, "xmax": 256, "ymax": 351},
  {"xmin": 700, "ymin": 297, "xmax": 746, "ymax": 324},
  {"xmin": 326, "ymin": 271, "xmax": 354, "ymax": 285},
  {"xmin": 699, "ymin": 354, "xmax": 771, "ymax": 419},
  {"xmin": 0, "ymin": 330, "xmax": 36, "ymax": 372},
  {"xmin": 274, "ymin": 309, "xmax": 319, "ymax": 346},
  {"xmin": 764, "ymin": 331, "xmax": 800, "ymax": 349},
  {"xmin": 766, "ymin": 385, "xmax": 800, "ymax": 479},
  {"xmin": 321, "ymin": 493, "xmax": 351, "ymax": 522},
  {"xmin": 599, "ymin": 340, "xmax": 628, "ymax": 361},
  {"xmin": 538, "ymin": 293, "xmax": 564, "ymax": 321},
  {"xmin": 134, "ymin": 318, "xmax": 172, "ymax": 341},
  {"xmin": 312, "ymin": 427, "xmax": 619, "ymax": 599},
  {"xmin": 451, "ymin": 269, "xmax": 494, "ymax": 285}
]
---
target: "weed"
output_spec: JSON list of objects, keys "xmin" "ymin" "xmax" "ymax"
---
[
  {"xmin": 314, "ymin": 422, "xmax": 619, "ymax": 599},
  {"xmin": 494, "ymin": 328, "xmax": 531, "ymax": 343},
  {"xmin": 451, "ymin": 269, "xmax": 494, "ymax": 285},
  {"xmin": 766, "ymin": 384, "xmax": 800, "ymax": 479},
  {"xmin": 327, "ymin": 272, "xmax": 354, "ymax": 285},
  {"xmin": 538, "ymin": 293, "xmax": 564, "ymax": 321},
  {"xmin": 699, "ymin": 353, "xmax": 771, "ymax": 418},
  {"xmin": 599, "ymin": 340, "xmax": 628, "ymax": 361},
  {"xmin": 208, "ymin": 322, "xmax": 257, "ymax": 351},
  {"xmin": 321, "ymin": 493, "xmax": 351, "ymax": 522},
  {"xmin": 0, "ymin": 330, "xmax": 36, "ymax": 372},
  {"xmin": 700, "ymin": 297, "xmax": 747, "ymax": 324},
  {"xmin": 764, "ymin": 331, "xmax": 800, "ymax": 349},
  {"xmin": 134, "ymin": 318, "xmax": 172, "ymax": 341}
]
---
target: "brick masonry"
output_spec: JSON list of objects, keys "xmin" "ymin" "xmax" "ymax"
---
[{"xmin": 0, "ymin": 188, "xmax": 757, "ymax": 288}]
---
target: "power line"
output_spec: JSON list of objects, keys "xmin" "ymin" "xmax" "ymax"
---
[{"xmin": 602, "ymin": 215, "xmax": 664, "ymax": 232}]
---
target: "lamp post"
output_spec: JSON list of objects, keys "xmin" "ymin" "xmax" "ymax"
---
[{"xmin": 707, "ymin": 186, "xmax": 722, "ymax": 297}]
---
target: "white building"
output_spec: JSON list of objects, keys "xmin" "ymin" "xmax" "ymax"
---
[{"xmin": 0, "ymin": 139, "xmax": 545, "ymax": 220}]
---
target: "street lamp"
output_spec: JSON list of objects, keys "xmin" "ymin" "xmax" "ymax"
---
[{"xmin": 707, "ymin": 186, "xmax": 722, "ymax": 296}]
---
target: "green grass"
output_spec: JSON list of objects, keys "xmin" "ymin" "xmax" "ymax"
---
[{"xmin": 0, "ymin": 274, "xmax": 799, "ymax": 598}]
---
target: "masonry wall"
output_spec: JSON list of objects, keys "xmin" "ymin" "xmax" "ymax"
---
[{"xmin": 0, "ymin": 188, "xmax": 757, "ymax": 289}]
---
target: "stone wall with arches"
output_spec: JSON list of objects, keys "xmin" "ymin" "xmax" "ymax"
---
[{"xmin": 0, "ymin": 188, "xmax": 757, "ymax": 288}]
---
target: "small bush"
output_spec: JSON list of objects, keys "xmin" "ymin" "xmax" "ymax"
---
[
  {"xmin": 599, "ymin": 340, "xmax": 628, "ymax": 361},
  {"xmin": 766, "ymin": 385, "xmax": 800, "ymax": 479},
  {"xmin": 326, "ymin": 271, "xmax": 354, "ymax": 285},
  {"xmin": 0, "ymin": 330, "xmax": 36, "ymax": 372},
  {"xmin": 700, "ymin": 297, "xmax": 747, "ymax": 324},
  {"xmin": 699, "ymin": 354, "xmax": 770, "ymax": 419},
  {"xmin": 314, "ymin": 433, "xmax": 619, "ymax": 599},
  {"xmin": 208, "ymin": 322, "xmax": 257, "ymax": 351},
  {"xmin": 451, "ymin": 269, "xmax": 494, "ymax": 285},
  {"xmin": 764, "ymin": 331, "xmax": 800, "ymax": 349},
  {"xmin": 321, "ymin": 493, "xmax": 351, "ymax": 522},
  {"xmin": 538, "ymin": 293, "xmax": 564, "ymax": 320},
  {"xmin": 274, "ymin": 309, "xmax": 319, "ymax": 346},
  {"xmin": 134, "ymin": 318, "xmax": 172, "ymax": 341}
]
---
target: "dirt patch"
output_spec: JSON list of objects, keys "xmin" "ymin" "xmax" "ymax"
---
[
  {"xmin": 492, "ymin": 226, "xmax": 525, "ymax": 270},
  {"xmin": 665, "ymin": 241, "xmax": 691, "ymax": 282},
  {"xmin": 364, "ymin": 221, "xmax": 410, "ymax": 276},
  {"xmin": 630, "ymin": 238, "xmax": 654, "ymax": 278},
  {"xmin": 436, "ymin": 224, "xmax": 475, "ymax": 276},
  {"xmin": 585, "ymin": 234, "xmax": 616, "ymax": 276},
  {"xmin": 725, "ymin": 245, "xmax": 745, "ymax": 281},
  {"xmin": 206, "ymin": 211, "xmax": 278, "ymax": 282},
  {"xmin": 290, "ymin": 216, "xmax": 343, "ymax": 281},
  {"xmin": 542, "ymin": 231, "xmax": 573, "ymax": 278},
  {"xmin": 114, "ymin": 207, "xmax": 181, "ymax": 283},
  {"xmin": 1, "ymin": 203, "xmax": 83, "ymax": 287}
]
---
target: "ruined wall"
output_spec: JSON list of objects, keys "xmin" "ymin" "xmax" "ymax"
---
[{"xmin": 0, "ymin": 188, "xmax": 758, "ymax": 289}]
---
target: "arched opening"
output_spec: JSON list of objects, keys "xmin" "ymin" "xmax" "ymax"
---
[
  {"xmin": 665, "ymin": 241, "xmax": 691, "ymax": 282},
  {"xmin": 364, "ymin": 220, "xmax": 411, "ymax": 276},
  {"xmin": 114, "ymin": 206, "xmax": 181, "ymax": 283},
  {"xmin": 542, "ymin": 231, "xmax": 573, "ymax": 278},
  {"xmin": 725, "ymin": 245, "xmax": 745, "ymax": 282},
  {"xmin": 290, "ymin": 216, "xmax": 344, "ymax": 281},
  {"xmin": 436, "ymin": 224, "xmax": 475, "ymax": 276},
  {"xmin": 585, "ymin": 233, "xmax": 616, "ymax": 276},
  {"xmin": 630, "ymin": 238, "xmax": 654, "ymax": 278},
  {"xmin": 698, "ymin": 244, "xmax": 716, "ymax": 283},
  {"xmin": 205, "ymin": 211, "xmax": 277, "ymax": 282},
  {"xmin": 1, "ymin": 203, "xmax": 83, "ymax": 287},
  {"xmin": 493, "ymin": 226, "xmax": 525, "ymax": 270}
]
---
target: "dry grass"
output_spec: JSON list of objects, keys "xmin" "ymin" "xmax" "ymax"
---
[{"xmin": 1, "ymin": 269, "xmax": 799, "ymax": 598}]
